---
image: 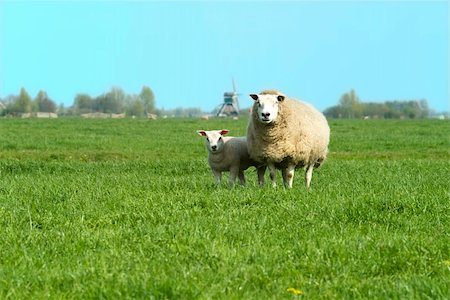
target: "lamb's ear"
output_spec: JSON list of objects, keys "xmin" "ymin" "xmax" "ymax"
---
[
  {"xmin": 250, "ymin": 94, "xmax": 259, "ymax": 101},
  {"xmin": 197, "ymin": 130, "xmax": 207, "ymax": 137},
  {"xmin": 220, "ymin": 129, "xmax": 229, "ymax": 136},
  {"xmin": 277, "ymin": 95, "xmax": 285, "ymax": 102}
]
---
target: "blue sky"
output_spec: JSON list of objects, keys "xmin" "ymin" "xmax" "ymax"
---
[{"xmin": 0, "ymin": 0, "xmax": 448, "ymax": 112}]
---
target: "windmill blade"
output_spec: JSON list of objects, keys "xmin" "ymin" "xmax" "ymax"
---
[{"xmin": 232, "ymin": 78, "xmax": 236, "ymax": 93}]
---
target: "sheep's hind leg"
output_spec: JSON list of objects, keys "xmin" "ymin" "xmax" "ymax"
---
[
  {"xmin": 282, "ymin": 168, "xmax": 288, "ymax": 187},
  {"xmin": 283, "ymin": 165, "xmax": 296, "ymax": 189},
  {"xmin": 257, "ymin": 165, "xmax": 266, "ymax": 187},
  {"xmin": 238, "ymin": 171, "xmax": 246, "ymax": 186},
  {"xmin": 268, "ymin": 163, "xmax": 277, "ymax": 188},
  {"xmin": 305, "ymin": 164, "xmax": 314, "ymax": 189}
]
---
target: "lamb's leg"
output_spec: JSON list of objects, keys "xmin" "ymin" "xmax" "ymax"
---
[
  {"xmin": 228, "ymin": 167, "xmax": 239, "ymax": 186},
  {"xmin": 212, "ymin": 169, "xmax": 222, "ymax": 186},
  {"xmin": 283, "ymin": 164, "xmax": 296, "ymax": 189},
  {"xmin": 268, "ymin": 162, "xmax": 277, "ymax": 188},
  {"xmin": 257, "ymin": 165, "xmax": 266, "ymax": 187},
  {"xmin": 305, "ymin": 164, "xmax": 314, "ymax": 189},
  {"xmin": 238, "ymin": 171, "xmax": 246, "ymax": 186}
]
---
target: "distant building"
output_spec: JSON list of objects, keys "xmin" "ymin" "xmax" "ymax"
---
[{"xmin": 21, "ymin": 112, "xmax": 58, "ymax": 118}]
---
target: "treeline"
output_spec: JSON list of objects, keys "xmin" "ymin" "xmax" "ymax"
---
[
  {"xmin": 1, "ymin": 87, "xmax": 437, "ymax": 119},
  {"xmin": 0, "ymin": 86, "xmax": 156, "ymax": 117},
  {"xmin": 324, "ymin": 90, "xmax": 430, "ymax": 119},
  {"xmin": 1, "ymin": 86, "xmax": 214, "ymax": 118},
  {"xmin": 0, "ymin": 88, "xmax": 59, "ymax": 116},
  {"xmin": 73, "ymin": 86, "xmax": 155, "ymax": 117}
]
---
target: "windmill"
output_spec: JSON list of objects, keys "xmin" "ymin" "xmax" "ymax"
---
[{"xmin": 216, "ymin": 80, "xmax": 240, "ymax": 117}]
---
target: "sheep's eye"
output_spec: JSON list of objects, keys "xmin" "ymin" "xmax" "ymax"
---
[
  {"xmin": 219, "ymin": 137, "xmax": 223, "ymax": 141},
  {"xmin": 206, "ymin": 138, "xmax": 209, "ymax": 142}
]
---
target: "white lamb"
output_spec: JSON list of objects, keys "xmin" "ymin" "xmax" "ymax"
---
[
  {"xmin": 246, "ymin": 90, "xmax": 330, "ymax": 189},
  {"xmin": 197, "ymin": 129, "xmax": 265, "ymax": 186}
]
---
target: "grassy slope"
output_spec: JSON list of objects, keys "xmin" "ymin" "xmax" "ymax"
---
[{"xmin": 0, "ymin": 118, "xmax": 449, "ymax": 299}]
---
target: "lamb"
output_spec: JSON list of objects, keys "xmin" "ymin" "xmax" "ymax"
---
[
  {"xmin": 246, "ymin": 90, "xmax": 330, "ymax": 189},
  {"xmin": 197, "ymin": 129, "xmax": 266, "ymax": 186}
]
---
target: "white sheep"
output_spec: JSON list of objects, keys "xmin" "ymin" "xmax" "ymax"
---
[
  {"xmin": 246, "ymin": 90, "xmax": 330, "ymax": 189},
  {"xmin": 197, "ymin": 129, "xmax": 266, "ymax": 186}
]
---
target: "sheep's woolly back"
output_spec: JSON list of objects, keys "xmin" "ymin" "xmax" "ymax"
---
[
  {"xmin": 259, "ymin": 89, "xmax": 285, "ymax": 96},
  {"xmin": 247, "ymin": 91, "xmax": 330, "ymax": 168}
]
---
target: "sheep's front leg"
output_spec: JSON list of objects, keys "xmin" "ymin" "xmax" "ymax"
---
[
  {"xmin": 212, "ymin": 169, "xmax": 222, "ymax": 186},
  {"xmin": 283, "ymin": 164, "xmax": 296, "ymax": 189},
  {"xmin": 305, "ymin": 164, "xmax": 314, "ymax": 189},
  {"xmin": 257, "ymin": 165, "xmax": 266, "ymax": 187},
  {"xmin": 268, "ymin": 162, "xmax": 277, "ymax": 188}
]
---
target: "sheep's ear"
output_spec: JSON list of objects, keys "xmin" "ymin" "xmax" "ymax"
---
[
  {"xmin": 250, "ymin": 94, "xmax": 258, "ymax": 101},
  {"xmin": 197, "ymin": 130, "xmax": 207, "ymax": 137},
  {"xmin": 220, "ymin": 129, "xmax": 229, "ymax": 136},
  {"xmin": 277, "ymin": 95, "xmax": 285, "ymax": 102}
]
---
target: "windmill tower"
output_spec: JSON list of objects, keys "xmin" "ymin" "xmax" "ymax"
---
[{"xmin": 216, "ymin": 80, "xmax": 240, "ymax": 117}]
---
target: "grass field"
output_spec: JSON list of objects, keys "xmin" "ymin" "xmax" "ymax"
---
[{"xmin": 0, "ymin": 117, "xmax": 449, "ymax": 299}]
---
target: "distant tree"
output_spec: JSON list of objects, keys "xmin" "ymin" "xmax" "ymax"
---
[
  {"xmin": 0, "ymin": 97, "xmax": 6, "ymax": 115},
  {"xmin": 339, "ymin": 89, "xmax": 362, "ymax": 118},
  {"xmin": 92, "ymin": 87, "xmax": 126, "ymax": 114},
  {"xmin": 323, "ymin": 105, "xmax": 344, "ymax": 118},
  {"xmin": 74, "ymin": 93, "xmax": 94, "ymax": 114},
  {"xmin": 1, "ymin": 96, "xmax": 14, "ymax": 116},
  {"xmin": 402, "ymin": 101, "xmax": 418, "ymax": 119},
  {"xmin": 324, "ymin": 91, "xmax": 431, "ymax": 119},
  {"xmin": 57, "ymin": 103, "xmax": 66, "ymax": 116},
  {"xmin": 418, "ymin": 99, "xmax": 430, "ymax": 118},
  {"xmin": 11, "ymin": 87, "xmax": 33, "ymax": 114},
  {"xmin": 127, "ymin": 96, "xmax": 145, "ymax": 117},
  {"xmin": 140, "ymin": 86, "xmax": 155, "ymax": 114},
  {"xmin": 71, "ymin": 86, "xmax": 158, "ymax": 116},
  {"xmin": 34, "ymin": 90, "xmax": 57, "ymax": 112},
  {"xmin": 102, "ymin": 87, "xmax": 126, "ymax": 113},
  {"xmin": 361, "ymin": 102, "xmax": 389, "ymax": 118},
  {"xmin": 383, "ymin": 100, "xmax": 430, "ymax": 119}
]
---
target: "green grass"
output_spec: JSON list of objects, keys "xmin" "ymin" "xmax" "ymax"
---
[{"xmin": 0, "ymin": 118, "xmax": 449, "ymax": 299}]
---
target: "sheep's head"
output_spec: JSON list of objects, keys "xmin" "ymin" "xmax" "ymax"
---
[
  {"xmin": 197, "ymin": 129, "xmax": 229, "ymax": 153},
  {"xmin": 250, "ymin": 93, "xmax": 285, "ymax": 124}
]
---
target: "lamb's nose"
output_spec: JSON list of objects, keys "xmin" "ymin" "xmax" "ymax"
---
[
  {"xmin": 262, "ymin": 112, "xmax": 270, "ymax": 118},
  {"xmin": 211, "ymin": 145, "xmax": 217, "ymax": 150}
]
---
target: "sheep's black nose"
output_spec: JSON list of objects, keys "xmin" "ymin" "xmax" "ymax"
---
[
  {"xmin": 211, "ymin": 145, "xmax": 217, "ymax": 150},
  {"xmin": 262, "ymin": 112, "xmax": 270, "ymax": 118}
]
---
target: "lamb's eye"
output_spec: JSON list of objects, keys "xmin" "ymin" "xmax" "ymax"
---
[
  {"xmin": 219, "ymin": 137, "xmax": 223, "ymax": 141},
  {"xmin": 206, "ymin": 138, "xmax": 209, "ymax": 142}
]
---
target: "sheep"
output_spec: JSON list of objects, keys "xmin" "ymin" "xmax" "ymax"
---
[
  {"xmin": 246, "ymin": 90, "xmax": 330, "ymax": 189},
  {"xmin": 197, "ymin": 129, "xmax": 266, "ymax": 186}
]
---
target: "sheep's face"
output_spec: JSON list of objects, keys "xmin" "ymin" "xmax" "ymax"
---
[
  {"xmin": 197, "ymin": 129, "xmax": 229, "ymax": 153},
  {"xmin": 250, "ymin": 94, "xmax": 285, "ymax": 124}
]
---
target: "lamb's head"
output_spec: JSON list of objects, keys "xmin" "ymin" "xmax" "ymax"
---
[
  {"xmin": 250, "ymin": 93, "xmax": 285, "ymax": 124},
  {"xmin": 197, "ymin": 129, "xmax": 229, "ymax": 153}
]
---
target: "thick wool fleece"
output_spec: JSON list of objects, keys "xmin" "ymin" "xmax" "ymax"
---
[{"xmin": 247, "ymin": 91, "xmax": 330, "ymax": 169}]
